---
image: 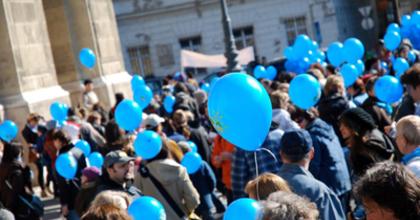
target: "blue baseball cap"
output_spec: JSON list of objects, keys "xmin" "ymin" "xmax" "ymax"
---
[{"xmin": 280, "ymin": 130, "xmax": 312, "ymax": 155}]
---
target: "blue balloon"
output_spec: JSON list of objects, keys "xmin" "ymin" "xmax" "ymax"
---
[
  {"xmin": 402, "ymin": 15, "xmax": 412, "ymax": 27},
  {"xmin": 131, "ymin": 75, "xmax": 145, "ymax": 91},
  {"xmin": 384, "ymin": 31, "xmax": 402, "ymax": 51},
  {"xmin": 343, "ymin": 38, "xmax": 365, "ymax": 64},
  {"xmin": 88, "ymin": 152, "xmax": 104, "ymax": 169},
  {"xmin": 50, "ymin": 102, "xmax": 68, "ymax": 121},
  {"xmin": 56, "ymin": 153, "xmax": 77, "ymax": 179},
  {"xmin": 353, "ymin": 60, "xmax": 365, "ymax": 76},
  {"xmin": 391, "ymin": 54, "xmax": 395, "ymax": 63},
  {"xmin": 292, "ymin": 35, "xmax": 311, "ymax": 60},
  {"xmin": 210, "ymin": 77, "xmax": 220, "ymax": 90},
  {"xmin": 408, "ymin": 50, "xmax": 416, "ymax": 62},
  {"xmin": 327, "ymin": 42, "xmax": 344, "ymax": 67},
  {"xmin": 201, "ymin": 83, "xmax": 210, "ymax": 92},
  {"xmin": 289, "ymin": 74, "xmax": 321, "ymax": 110},
  {"xmin": 187, "ymin": 141, "xmax": 198, "ymax": 153},
  {"xmin": 393, "ymin": 58, "xmax": 410, "ymax": 76},
  {"xmin": 134, "ymin": 86, "xmax": 153, "ymax": 109},
  {"xmin": 283, "ymin": 46, "xmax": 293, "ymax": 59},
  {"xmin": 115, "ymin": 100, "xmax": 143, "ymax": 131},
  {"xmin": 298, "ymin": 57, "xmax": 311, "ymax": 72},
  {"xmin": 316, "ymin": 51, "xmax": 326, "ymax": 62},
  {"xmin": 375, "ymin": 76, "xmax": 404, "ymax": 103},
  {"xmin": 75, "ymin": 140, "xmax": 91, "ymax": 157},
  {"xmin": 163, "ymin": 95, "xmax": 176, "ymax": 113},
  {"xmin": 387, "ymin": 23, "xmax": 400, "ymax": 33},
  {"xmin": 79, "ymin": 48, "xmax": 96, "ymax": 68},
  {"xmin": 223, "ymin": 198, "xmax": 261, "ymax": 220},
  {"xmin": 174, "ymin": 72, "xmax": 181, "ymax": 80},
  {"xmin": 207, "ymin": 73, "xmax": 272, "ymax": 151},
  {"xmin": 181, "ymin": 152, "xmax": 202, "ymax": 174},
  {"xmin": 305, "ymin": 50, "xmax": 316, "ymax": 63},
  {"xmin": 381, "ymin": 61, "xmax": 388, "ymax": 70},
  {"xmin": 400, "ymin": 26, "xmax": 412, "ymax": 39},
  {"xmin": 309, "ymin": 40, "xmax": 319, "ymax": 52},
  {"xmin": 134, "ymin": 130, "xmax": 162, "ymax": 159},
  {"xmin": 253, "ymin": 65, "xmax": 266, "ymax": 79},
  {"xmin": 128, "ymin": 196, "xmax": 166, "ymax": 220},
  {"xmin": 265, "ymin": 66, "xmax": 277, "ymax": 80},
  {"xmin": 339, "ymin": 64, "xmax": 358, "ymax": 88},
  {"xmin": 412, "ymin": 11, "xmax": 420, "ymax": 25},
  {"xmin": 0, "ymin": 120, "xmax": 18, "ymax": 142}
]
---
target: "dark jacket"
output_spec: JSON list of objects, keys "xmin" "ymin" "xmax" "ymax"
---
[
  {"xmin": 56, "ymin": 144, "xmax": 87, "ymax": 210},
  {"xmin": 96, "ymin": 173, "xmax": 144, "ymax": 200},
  {"xmin": 394, "ymin": 95, "xmax": 415, "ymax": 122},
  {"xmin": 189, "ymin": 161, "xmax": 216, "ymax": 211},
  {"xmin": 75, "ymin": 181, "xmax": 97, "ymax": 218},
  {"xmin": 360, "ymin": 96, "xmax": 392, "ymax": 133},
  {"xmin": 306, "ymin": 119, "xmax": 351, "ymax": 197},
  {"xmin": 351, "ymin": 129, "xmax": 395, "ymax": 176},
  {"xmin": 21, "ymin": 125, "xmax": 38, "ymax": 145},
  {"xmin": 190, "ymin": 126, "xmax": 211, "ymax": 164},
  {"xmin": 318, "ymin": 93, "xmax": 350, "ymax": 146},
  {"xmin": 0, "ymin": 160, "xmax": 39, "ymax": 220}
]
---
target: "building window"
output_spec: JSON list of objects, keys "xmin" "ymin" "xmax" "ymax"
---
[
  {"xmin": 127, "ymin": 45, "xmax": 153, "ymax": 77},
  {"xmin": 233, "ymin": 27, "xmax": 254, "ymax": 50},
  {"xmin": 284, "ymin": 16, "xmax": 308, "ymax": 46},
  {"xmin": 179, "ymin": 36, "xmax": 207, "ymax": 75}
]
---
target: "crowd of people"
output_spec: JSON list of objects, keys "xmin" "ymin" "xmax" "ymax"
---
[{"xmin": 1, "ymin": 41, "xmax": 420, "ymax": 220}]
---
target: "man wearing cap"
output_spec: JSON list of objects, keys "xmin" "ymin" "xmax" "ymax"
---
[
  {"xmin": 278, "ymin": 130, "xmax": 345, "ymax": 220},
  {"xmin": 144, "ymin": 114, "xmax": 165, "ymax": 133},
  {"xmin": 96, "ymin": 150, "xmax": 143, "ymax": 200},
  {"xmin": 82, "ymin": 79, "xmax": 98, "ymax": 110}
]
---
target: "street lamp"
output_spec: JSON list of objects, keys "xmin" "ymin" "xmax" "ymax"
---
[{"xmin": 220, "ymin": 0, "xmax": 242, "ymax": 73}]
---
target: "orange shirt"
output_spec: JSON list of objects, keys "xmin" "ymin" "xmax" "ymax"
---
[{"xmin": 212, "ymin": 134, "xmax": 235, "ymax": 189}]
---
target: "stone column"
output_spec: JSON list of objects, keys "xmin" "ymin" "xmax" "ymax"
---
[
  {"xmin": 0, "ymin": 0, "xmax": 70, "ymax": 160},
  {"xmin": 43, "ymin": 0, "xmax": 132, "ymax": 110}
]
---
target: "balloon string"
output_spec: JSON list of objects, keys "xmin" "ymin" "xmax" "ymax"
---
[{"xmin": 254, "ymin": 151, "xmax": 260, "ymax": 201}]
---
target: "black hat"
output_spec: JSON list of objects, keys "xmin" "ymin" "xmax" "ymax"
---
[
  {"xmin": 280, "ymin": 130, "xmax": 313, "ymax": 155},
  {"xmin": 339, "ymin": 108, "xmax": 376, "ymax": 134},
  {"xmin": 103, "ymin": 150, "xmax": 135, "ymax": 168},
  {"xmin": 84, "ymin": 79, "xmax": 93, "ymax": 85}
]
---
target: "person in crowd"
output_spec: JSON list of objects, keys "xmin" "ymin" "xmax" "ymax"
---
[
  {"xmin": 269, "ymin": 81, "xmax": 281, "ymax": 93},
  {"xmin": 134, "ymin": 133, "xmax": 200, "ymax": 220},
  {"xmin": 244, "ymin": 173, "xmax": 291, "ymax": 200},
  {"xmin": 33, "ymin": 125, "xmax": 51, "ymax": 198},
  {"xmin": 270, "ymin": 90, "xmax": 299, "ymax": 131},
  {"xmin": 212, "ymin": 134, "xmax": 235, "ymax": 204},
  {"xmin": 103, "ymin": 120, "xmax": 125, "ymax": 156},
  {"xmin": 79, "ymin": 108, "xmax": 89, "ymax": 122},
  {"xmin": 326, "ymin": 64, "xmax": 336, "ymax": 76},
  {"xmin": 194, "ymin": 89, "xmax": 207, "ymax": 116},
  {"xmin": 277, "ymin": 72, "xmax": 295, "ymax": 84},
  {"xmin": 318, "ymin": 75, "xmax": 350, "ymax": 146},
  {"xmin": 310, "ymin": 63, "xmax": 326, "ymax": 75},
  {"xmin": 398, "ymin": 64, "xmax": 420, "ymax": 120},
  {"xmin": 144, "ymin": 114, "xmax": 165, "ymax": 134},
  {"xmin": 82, "ymin": 79, "xmax": 99, "ymax": 110},
  {"xmin": 278, "ymin": 129, "xmax": 346, "ymax": 220},
  {"xmin": 163, "ymin": 118, "xmax": 187, "ymax": 143},
  {"xmin": 339, "ymin": 108, "xmax": 395, "ymax": 176},
  {"xmin": 66, "ymin": 107, "xmax": 102, "ymax": 151},
  {"xmin": 231, "ymin": 121, "xmax": 284, "ymax": 199},
  {"xmin": 359, "ymin": 76, "xmax": 392, "ymax": 134},
  {"xmin": 173, "ymin": 83, "xmax": 201, "ymax": 128},
  {"xmin": 21, "ymin": 113, "xmax": 47, "ymax": 197},
  {"xmin": 174, "ymin": 74, "xmax": 196, "ymax": 96},
  {"xmin": 353, "ymin": 161, "xmax": 420, "ymax": 220},
  {"xmin": 122, "ymin": 135, "xmax": 136, "ymax": 157},
  {"xmin": 92, "ymin": 102, "xmax": 108, "ymax": 127},
  {"xmin": 307, "ymin": 69, "xmax": 326, "ymax": 88},
  {"xmin": 259, "ymin": 78, "xmax": 271, "ymax": 94},
  {"xmin": 91, "ymin": 190, "xmax": 131, "ymax": 211},
  {"xmin": 80, "ymin": 203, "xmax": 132, "ymax": 220},
  {"xmin": 0, "ymin": 142, "xmax": 39, "ymax": 220},
  {"xmin": 108, "ymin": 93, "xmax": 124, "ymax": 120},
  {"xmin": 258, "ymin": 191, "xmax": 319, "ymax": 220},
  {"xmin": 87, "ymin": 112, "xmax": 105, "ymax": 137},
  {"xmin": 75, "ymin": 167, "xmax": 101, "ymax": 217},
  {"xmin": 395, "ymin": 115, "xmax": 420, "ymax": 177},
  {"xmin": 43, "ymin": 121, "xmax": 59, "ymax": 197},
  {"xmin": 54, "ymin": 130, "xmax": 87, "ymax": 220},
  {"xmin": 187, "ymin": 71, "xmax": 198, "ymax": 87},
  {"xmin": 290, "ymin": 106, "xmax": 351, "ymax": 213},
  {"xmin": 347, "ymin": 78, "xmax": 369, "ymax": 107},
  {"xmin": 96, "ymin": 150, "xmax": 143, "ymax": 200}
]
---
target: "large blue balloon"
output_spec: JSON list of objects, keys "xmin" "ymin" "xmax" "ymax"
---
[
  {"xmin": 393, "ymin": 58, "xmax": 409, "ymax": 76},
  {"xmin": 201, "ymin": 83, "xmax": 210, "ymax": 92},
  {"xmin": 79, "ymin": 48, "xmax": 96, "ymax": 68},
  {"xmin": 223, "ymin": 198, "xmax": 261, "ymax": 220},
  {"xmin": 56, "ymin": 153, "xmax": 77, "ymax": 179},
  {"xmin": 134, "ymin": 86, "xmax": 153, "ymax": 109},
  {"xmin": 384, "ymin": 31, "xmax": 402, "ymax": 51},
  {"xmin": 128, "ymin": 196, "xmax": 166, "ymax": 220},
  {"xmin": 50, "ymin": 102, "xmax": 68, "ymax": 121},
  {"xmin": 181, "ymin": 152, "xmax": 202, "ymax": 174},
  {"xmin": 327, "ymin": 42, "xmax": 344, "ymax": 67},
  {"xmin": 289, "ymin": 74, "xmax": 321, "ymax": 110},
  {"xmin": 163, "ymin": 95, "xmax": 176, "ymax": 113},
  {"xmin": 131, "ymin": 75, "xmax": 145, "ymax": 91},
  {"xmin": 210, "ymin": 77, "xmax": 220, "ymax": 90},
  {"xmin": 292, "ymin": 35, "xmax": 311, "ymax": 60},
  {"xmin": 253, "ymin": 65, "xmax": 266, "ymax": 79},
  {"xmin": 207, "ymin": 73, "xmax": 272, "ymax": 151},
  {"xmin": 134, "ymin": 130, "xmax": 162, "ymax": 159},
  {"xmin": 265, "ymin": 66, "xmax": 277, "ymax": 80},
  {"xmin": 75, "ymin": 140, "xmax": 91, "ymax": 157},
  {"xmin": 187, "ymin": 141, "xmax": 198, "ymax": 153},
  {"xmin": 343, "ymin": 38, "xmax": 365, "ymax": 64},
  {"xmin": 408, "ymin": 50, "xmax": 416, "ymax": 62},
  {"xmin": 115, "ymin": 100, "xmax": 143, "ymax": 131},
  {"xmin": 316, "ymin": 51, "xmax": 326, "ymax": 62},
  {"xmin": 353, "ymin": 60, "xmax": 365, "ymax": 76},
  {"xmin": 387, "ymin": 23, "xmax": 400, "ymax": 33},
  {"xmin": 402, "ymin": 15, "xmax": 412, "ymax": 27},
  {"xmin": 0, "ymin": 120, "xmax": 18, "ymax": 142},
  {"xmin": 381, "ymin": 61, "xmax": 388, "ymax": 70},
  {"xmin": 88, "ymin": 152, "xmax": 104, "ymax": 169},
  {"xmin": 375, "ymin": 76, "xmax": 403, "ymax": 103},
  {"xmin": 340, "ymin": 64, "xmax": 358, "ymax": 88},
  {"xmin": 283, "ymin": 46, "xmax": 293, "ymax": 59}
]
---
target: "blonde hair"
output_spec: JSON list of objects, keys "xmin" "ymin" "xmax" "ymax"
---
[
  {"xmin": 91, "ymin": 191, "xmax": 132, "ymax": 211},
  {"xmin": 396, "ymin": 115, "xmax": 420, "ymax": 146},
  {"xmin": 323, "ymin": 75, "xmax": 344, "ymax": 96},
  {"xmin": 270, "ymin": 91, "xmax": 290, "ymax": 109},
  {"xmin": 244, "ymin": 173, "xmax": 292, "ymax": 200},
  {"xmin": 123, "ymin": 135, "xmax": 136, "ymax": 156},
  {"xmin": 307, "ymin": 69, "xmax": 325, "ymax": 81}
]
